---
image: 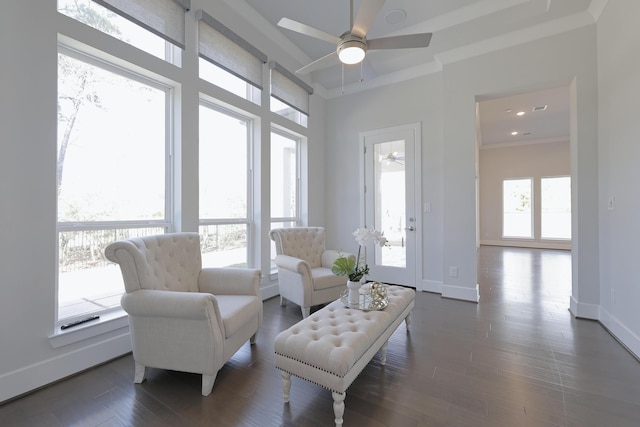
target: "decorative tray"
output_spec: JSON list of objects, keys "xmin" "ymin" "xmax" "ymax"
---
[{"xmin": 340, "ymin": 282, "xmax": 389, "ymax": 311}]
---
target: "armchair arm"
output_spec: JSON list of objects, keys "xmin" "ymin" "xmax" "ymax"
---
[
  {"xmin": 121, "ymin": 289, "xmax": 221, "ymax": 322},
  {"xmin": 322, "ymin": 250, "xmax": 356, "ymax": 268},
  {"xmin": 198, "ymin": 268, "xmax": 261, "ymax": 296},
  {"xmin": 274, "ymin": 254, "xmax": 312, "ymax": 278}
]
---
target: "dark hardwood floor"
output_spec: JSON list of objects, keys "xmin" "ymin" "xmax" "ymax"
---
[{"xmin": 2, "ymin": 246, "xmax": 640, "ymax": 426}]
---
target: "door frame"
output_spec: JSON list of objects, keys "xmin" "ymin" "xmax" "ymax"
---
[{"xmin": 359, "ymin": 122, "xmax": 422, "ymax": 289}]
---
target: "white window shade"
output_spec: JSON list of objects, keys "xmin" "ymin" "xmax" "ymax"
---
[
  {"xmin": 94, "ymin": 0, "xmax": 189, "ymax": 48},
  {"xmin": 197, "ymin": 10, "xmax": 267, "ymax": 90},
  {"xmin": 270, "ymin": 62, "xmax": 313, "ymax": 115}
]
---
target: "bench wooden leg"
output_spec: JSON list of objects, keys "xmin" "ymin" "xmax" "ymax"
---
[
  {"xmin": 332, "ymin": 391, "xmax": 345, "ymax": 427},
  {"xmin": 380, "ymin": 341, "xmax": 389, "ymax": 365},
  {"xmin": 405, "ymin": 312, "xmax": 411, "ymax": 330},
  {"xmin": 280, "ymin": 370, "xmax": 291, "ymax": 403}
]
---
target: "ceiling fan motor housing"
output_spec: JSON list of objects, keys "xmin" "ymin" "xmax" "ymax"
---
[{"xmin": 337, "ymin": 33, "xmax": 367, "ymax": 64}]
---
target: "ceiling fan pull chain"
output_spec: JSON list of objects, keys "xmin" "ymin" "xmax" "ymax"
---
[
  {"xmin": 341, "ymin": 63, "xmax": 345, "ymax": 94},
  {"xmin": 360, "ymin": 61, "xmax": 364, "ymax": 83}
]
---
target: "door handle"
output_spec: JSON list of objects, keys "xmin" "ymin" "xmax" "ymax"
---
[{"xmin": 404, "ymin": 226, "xmax": 415, "ymax": 231}]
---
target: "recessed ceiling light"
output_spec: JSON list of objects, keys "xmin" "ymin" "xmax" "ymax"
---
[
  {"xmin": 532, "ymin": 105, "xmax": 548, "ymax": 111},
  {"xmin": 523, "ymin": 132, "xmax": 532, "ymax": 136},
  {"xmin": 385, "ymin": 9, "xmax": 406, "ymax": 25},
  {"xmin": 505, "ymin": 109, "xmax": 513, "ymax": 113},
  {"xmin": 516, "ymin": 111, "xmax": 525, "ymax": 116},
  {"xmin": 511, "ymin": 131, "xmax": 519, "ymax": 136}
]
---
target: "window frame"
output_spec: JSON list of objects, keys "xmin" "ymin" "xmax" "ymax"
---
[
  {"xmin": 198, "ymin": 99, "xmax": 255, "ymax": 268},
  {"xmin": 502, "ymin": 177, "xmax": 534, "ymax": 239},
  {"xmin": 55, "ymin": 44, "xmax": 175, "ymax": 325},
  {"xmin": 269, "ymin": 127, "xmax": 302, "ymax": 272},
  {"xmin": 270, "ymin": 127, "xmax": 301, "ymax": 224}
]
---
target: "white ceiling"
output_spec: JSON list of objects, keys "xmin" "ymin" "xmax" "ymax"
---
[
  {"xmin": 235, "ymin": 0, "xmax": 593, "ymax": 145},
  {"xmin": 478, "ymin": 86, "xmax": 570, "ymax": 147}
]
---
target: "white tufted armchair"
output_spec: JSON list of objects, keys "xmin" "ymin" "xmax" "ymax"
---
[
  {"xmin": 269, "ymin": 227, "xmax": 354, "ymax": 318},
  {"xmin": 105, "ymin": 232, "xmax": 262, "ymax": 396}
]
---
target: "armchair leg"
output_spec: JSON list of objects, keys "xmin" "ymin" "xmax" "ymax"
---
[
  {"xmin": 301, "ymin": 307, "xmax": 311, "ymax": 318},
  {"xmin": 202, "ymin": 373, "xmax": 217, "ymax": 396},
  {"xmin": 280, "ymin": 296, "xmax": 286, "ymax": 306},
  {"xmin": 133, "ymin": 361, "xmax": 146, "ymax": 384},
  {"xmin": 250, "ymin": 331, "xmax": 258, "ymax": 345}
]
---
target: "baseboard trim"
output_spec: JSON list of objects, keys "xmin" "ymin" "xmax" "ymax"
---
[
  {"xmin": 261, "ymin": 282, "xmax": 280, "ymax": 300},
  {"xmin": 421, "ymin": 279, "xmax": 442, "ymax": 294},
  {"xmin": 442, "ymin": 283, "xmax": 480, "ymax": 303},
  {"xmin": 569, "ymin": 296, "xmax": 599, "ymax": 319},
  {"xmin": 0, "ymin": 333, "xmax": 131, "ymax": 404},
  {"xmin": 599, "ymin": 308, "xmax": 640, "ymax": 360},
  {"xmin": 481, "ymin": 240, "xmax": 571, "ymax": 250}
]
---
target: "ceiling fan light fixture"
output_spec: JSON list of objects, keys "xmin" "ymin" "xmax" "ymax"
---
[{"xmin": 338, "ymin": 39, "xmax": 367, "ymax": 64}]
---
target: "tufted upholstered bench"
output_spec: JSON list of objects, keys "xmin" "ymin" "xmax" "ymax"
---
[{"xmin": 274, "ymin": 285, "xmax": 415, "ymax": 426}]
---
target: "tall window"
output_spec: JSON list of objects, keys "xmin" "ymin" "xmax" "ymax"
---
[
  {"xmin": 541, "ymin": 176, "xmax": 571, "ymax": 240},
  {"xmin": 270, "ymin": 130, "xmax": 300, "ymax": 266},
  {"xmin": 199, "ymin": 103, "xmax": 251, "ymax": 268},
  {"xmin": 503, "ymin": 178, "xmax": 533, "ymax": 238},
  {"xmin": 57, "ymin": 50, "xmax": 171, "ymax": 322}
]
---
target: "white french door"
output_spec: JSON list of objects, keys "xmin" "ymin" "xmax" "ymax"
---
[{"xmin": 361, "ymin": 123, "xmax": 421, "ymax": 288}]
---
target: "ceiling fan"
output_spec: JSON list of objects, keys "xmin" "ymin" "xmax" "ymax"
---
[{"xmin": 278, "ymin": 0, "xmax": 432, "ymax": 75}]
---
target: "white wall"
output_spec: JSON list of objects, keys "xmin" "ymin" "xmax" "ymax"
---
[
  {"xmin": 325, "ymin": 24, "xmax": 599, "ymax": 305},
  {"xmin": 479, "ymin": 140, "xmax": 571, "ymax": 249},
  {"xmin": 0, "ymin": 0, "xmax": 325, "ymax": 402},
  {"xmin": 325, "ymin": 74, "xmax": 444, "ymax": 291},
  {"xmin": 596, "ymin": 1, "xmax": 640, "ymax": 357}
]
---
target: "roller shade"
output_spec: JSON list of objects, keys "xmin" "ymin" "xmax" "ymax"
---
[
  {"xmin": 270, "ymin": 61, "xmax": 313, "ymax": 116},
  {"xmin": 94, "ymin": 0, "xmax": 190, "ymax": 49},
  {"xmin": 197, "ymin": 10, "xmax": 267, "ymax": 90}
]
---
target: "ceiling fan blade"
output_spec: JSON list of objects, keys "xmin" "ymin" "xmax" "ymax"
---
[
  {"xmin": 351, "ymin": 0, "xmax": 386, "ymax": 38},
  {"xmin": 296, "ymin": 51, "xmax": 339, "ymax": 74},
  {"xmin": 277, "ymin": 17, "xmax": 340, "ymax": 45},
  {"xmin": 368, "ymin": 33, "xmax": 433, "ymax": 50}
]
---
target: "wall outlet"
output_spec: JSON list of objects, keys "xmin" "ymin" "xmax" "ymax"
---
[{"xmin": 449, "ymin": 266, "xmax": 458, "ymax": 278}]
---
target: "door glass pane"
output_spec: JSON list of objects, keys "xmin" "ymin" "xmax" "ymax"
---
[
  {"xmin": 503, "ymin": 178, "xmax": 533, "ymax": 238},
  {"xmin": 541, "ymin": 176, "xmax": 571, "ymax": 239},
  {"xmin": 373, "ymin": 141, "xmax": 406, "ymax": 268}
]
